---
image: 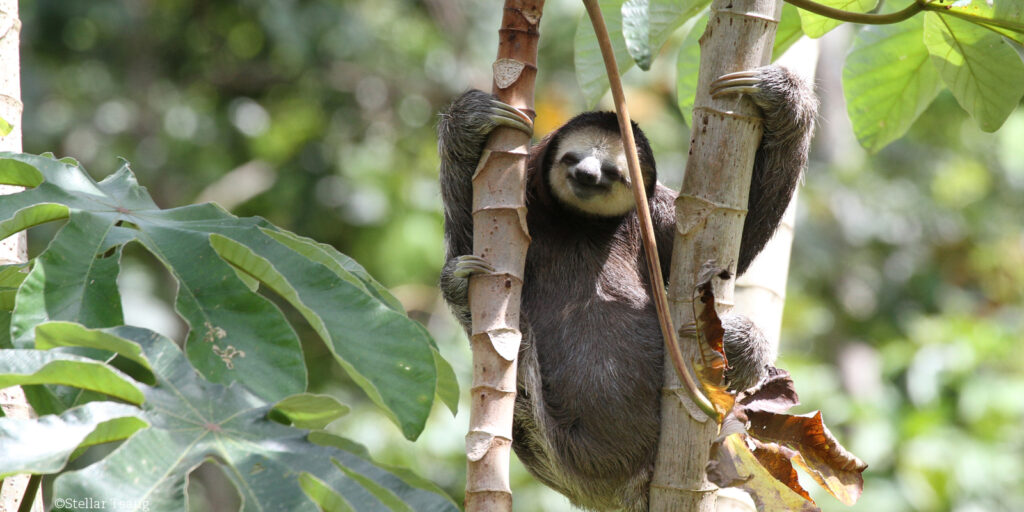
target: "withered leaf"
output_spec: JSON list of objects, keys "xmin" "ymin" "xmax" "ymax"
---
[
  {"xmin": 709, "ymin": 434, "xmax": 821, "ymax": 512},
  {"xmin": 746, "ymin": 410, "xmax": 868, "ymax": 505},
  {"xmin": 736, "ymin": 366, "xmax": 801, "ymax": 414},
  {"xmin": 749, "ymin": 437, "xmax": 813, "ymax": 503},
  {"xmin": 689, "ymin": 262, "xmax": 734, "ymax": 417}
]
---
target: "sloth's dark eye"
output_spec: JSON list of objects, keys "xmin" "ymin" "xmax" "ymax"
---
[{"xmin": 560, "ymin": 153, "xmax": 581, "ymax": 166}]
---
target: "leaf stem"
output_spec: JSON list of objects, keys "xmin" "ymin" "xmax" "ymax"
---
[{"xmin": 581, "ymin": 0, "xmax": 718, "ymax": 420}]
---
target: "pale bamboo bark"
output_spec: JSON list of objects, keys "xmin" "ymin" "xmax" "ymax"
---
[
  {"xmin": 0, "ymin": 2, "xmax": 37, "ymax": 512},
  {"xmin": 651, "ymin": 1, "xmax": 783, "ymax": 510},
  {"xmin": 463, "ymin": 1, "xmax": 543, "ymax": 510}
]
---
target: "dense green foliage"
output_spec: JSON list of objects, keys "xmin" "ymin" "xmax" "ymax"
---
[
  {"xmin": 0, "ymin": 323, "xmax": 457, "ymax": 511},
  {"xmin": 0, "ymin": 153, "xmax": 459, "ymax": 508},
  {"xmin": 13, "ymin": 0, "xmax": 1024, "ymax": 510}
]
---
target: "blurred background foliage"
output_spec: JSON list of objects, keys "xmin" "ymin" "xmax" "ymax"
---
[{"xmin": 16, "ymin": 0, "xmax": 1024, "ymax": 510}]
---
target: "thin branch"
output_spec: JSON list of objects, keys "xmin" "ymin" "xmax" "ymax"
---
[
  {"xmin": 581, "ymin": 0, "xmax": 717, "ymax": 419},
  {"xmin": 784, "ymin": 0, "xmax": 922, "ymax": 24}
]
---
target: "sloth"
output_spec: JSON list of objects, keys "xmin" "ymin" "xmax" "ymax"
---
[{"xmin": 438, "ymin": 65, "xmax": 817, "ymax": 511}]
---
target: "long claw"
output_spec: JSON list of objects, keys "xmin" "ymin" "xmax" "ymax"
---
[
  {"xmin": 489, "ymin": 99, "xmax": 534, "ymax": 137},
  {"xmin": 710, "ymin": 70, "xmax": 762, "ymax": 99},
  {"xmin": 453, "ymin": 255, "xmax": 496, "ymax": 278}
]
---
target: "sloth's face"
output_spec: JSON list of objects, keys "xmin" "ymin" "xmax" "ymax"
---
[{"xmin": 548, "ymin": 127, "xmax": 637, "ymax": 217}]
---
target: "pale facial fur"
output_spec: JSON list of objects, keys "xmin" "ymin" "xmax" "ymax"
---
[{"xmin": 548, "ymin": 126, "xmax": 637, "ymax": 217}]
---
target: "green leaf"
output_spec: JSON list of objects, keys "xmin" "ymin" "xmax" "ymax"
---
[
  {"xmin": 0, "ymin": 116, "xmax": 12, "ymax": 137},
  {"xmin": 0, "ymin": 311, "xmax": 10, "ymax": 349},
  {"xmin": 649, "ymin": 0, "xmax": 706, "ymax": 48},
  {"xmin": 798, "ymin": 0, "xmax": 877, "ymax": 38},
  {"xmin": 51, "ymin": 326, "xmax": 458, "ymax": 512},
  {"xmin": 35, "ymin": 321, "xmax": 153, "ymax": 372},
  {"xmin": 0, "ymin": 401, "xmax": 145, "ymax": 478},
  {"xmin": 138, "ymin": 208, "xmax": 306, "ymax": 402},
  {"xmin": 620, "ymin": 0, "xmax": 709, "ymax": 71},
  {"xmin": 260, "ymin": 228, "xmax": 459, "ymax": 416},
  {"xmin": 773, "ymin": 3, "xmax": 804, "ymax": 61},
  {"xmin": 0, "ymin": 158, "xmax": 43, "ymax": 187},
  {"xmin": 623, "ymin": 0, "xmax": 653, "ymax": 70},
  {"xmin": 208, "ymin": 230, "xmax": 435, "ymax": 439},
  {"xmin": 10, "ymin": 211, "xmax": 125, "ymax": 347},
  {"xmin": 261, "ymin": 228, "xmax": 404, "ymax": 312},
  {"xmin": 0, "ymin": 263, "xmax": 29, "ymax": 311},
  {"xmin": 924, "ymin": 12, "xmax": 1024, "ymax": 132},
  {"xmin": 0, "ymin": 154, "xmax": 448, "ymax": 437},
  {"xmin": 310, "ymin": 432, "xmax": 456, "ymax": 507},
  {"xmin": 1008, "ymin": 36, "xmax": 1024, "ymax": 62},
  {"xmin": 0, "ymin": 154, "xmax": 305, "ymax": 402},
  {"xmin": 844, "ymin": 18, "xmax": 944, "ymax": 153},
  {"xmin": 273, "ymin": 393, "xmax": 350, "ymax": 429},
  {"xmin": 675, "ymin": 15, "xmax": 707, "ymax": 127},
  {"xmin": 0, "ymin": 349, "xmax": 144, "ymax": 404},
  {"xmin": 931, "ymin": 0, "xmax": 1024, "ymax": 45},
  {"xmin": 576, "ymin": 0, "xmax": 632, "ymax": 107},
  {"xmin": 429, "ymin": 337, "xmax": 460, "ymax": 416}
]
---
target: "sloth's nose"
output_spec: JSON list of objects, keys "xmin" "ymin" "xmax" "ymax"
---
[{"xmin": 573, "ymin": 157, "xmax": 602, "ymax": 185}]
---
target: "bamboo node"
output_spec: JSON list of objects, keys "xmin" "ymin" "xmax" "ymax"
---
[
  {"xmin": 649, "ymin": 482, "xmax": 719, "ymax": 493},
  {"xmin": 693, "ymin": 105, "xmax": 763, "ymax": 124},
  {"xmin": 708, "ymin": 7, "xmax": 780, "ymax": 24}
]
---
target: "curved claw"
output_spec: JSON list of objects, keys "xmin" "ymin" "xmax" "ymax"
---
[
  {"xmin": 710, "ymin": 70, "xmax": 762, "ymax": 99},
  {"xmin": 453, "ymin": 255, "xmax": 496, "ymax": 279},
  {"xmin": 488, "ymin": 98, "xmax": 534, "ymax": 137}
]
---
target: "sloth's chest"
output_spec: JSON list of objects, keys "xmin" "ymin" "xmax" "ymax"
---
[{"xmin": 523, "ymin": 232, "xmax": 657, "ymax": 336}]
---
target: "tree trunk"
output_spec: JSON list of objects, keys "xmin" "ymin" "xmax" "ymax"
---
[
  {"xmin": 463, "ymin": 1, "xmax": 543, "ymax": 510},
  {"xmin": 0, "ymin": 2, "xmax": 38, "ymax": 512},
  {"xmin": 651, "ymin": 1, "xmax": 783, "ymax": 510}
]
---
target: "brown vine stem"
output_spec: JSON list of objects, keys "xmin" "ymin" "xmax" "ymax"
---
[
  {"xmin": 785, "ymin": 0, "xmax": 922, "ymax": 25},
  {"xmin": 462, "ymin": 1, "xmax": 544, "ymax": 511},
  {"xmin": 581, "ymin": 0, "xmax": 716, "ymax": 419}
]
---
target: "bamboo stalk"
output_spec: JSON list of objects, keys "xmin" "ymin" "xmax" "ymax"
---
[
  {"xmin": 463, "ymin": 1, "xmax": 544, "ymax": 510},
  {"xmin": 651, "ymin": 0, "xmax": 783, "ymax": 510}
]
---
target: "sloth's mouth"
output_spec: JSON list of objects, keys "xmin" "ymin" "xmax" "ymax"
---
[{"xmin": 567, "ymin": 176, "xmax": 610, "ymax": 199}]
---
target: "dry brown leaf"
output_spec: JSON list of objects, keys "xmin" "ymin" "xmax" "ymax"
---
[
  {"xmin": 736, "ymin": 366, "xmax": 800, "ymax": 414},
  {"xmin": 689, "ymin": 263, "xmax": 734, "ymax": 417},
  {"xmin": 746, "ymin": 410, "xmax": 868, "ymax": 505},
  {"xmin": 708, "ymin": 435, "xmax": 821, "ymax": 512},
  {"xmin": 749, "ymin": 437, "xmax": 813, "ymax": 503}
]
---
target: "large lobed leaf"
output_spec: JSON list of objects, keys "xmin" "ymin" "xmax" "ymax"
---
[
  {"xmin": 0, "ymin": 323, "xmax": 458, "ymax": 511},
  {"xmin": 923, "ymin": 12, "xmax": 1024, "ymax": 132},
  {"xmin": 929, "ymin": 0, "xmax": 1024, "ymax": 45},
  {"xmin": 843, "ymin": 18, "xmax": 944, "ymax": 154},
  {"xmin": 0, "ymin": 153, "xmax": 456, "ymax": 439}
]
